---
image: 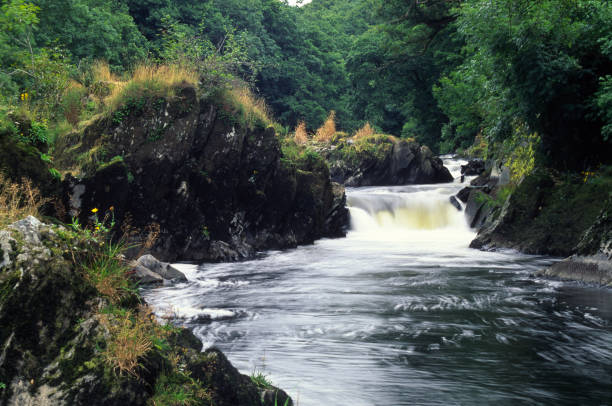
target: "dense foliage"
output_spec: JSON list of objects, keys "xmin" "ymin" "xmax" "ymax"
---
[{"xmin": 0, "ymin": 0, "xmax": 610, "ymax": 170}]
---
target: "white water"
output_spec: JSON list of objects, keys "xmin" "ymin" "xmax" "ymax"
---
[{"xmin": 144, "ymin": 156, "xmax": 612, "ymax": 405}]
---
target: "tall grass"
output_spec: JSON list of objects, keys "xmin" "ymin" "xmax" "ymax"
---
[
  {"xmin": 106, "ymin": 64, "xmax": 199, "ymax": 113},
  {"xmin": 314, "ymin": 111, "xmax": 336, "ymax": 143},
  {"xmin": 0, "ymin": 173, "xmax": 48, "ymax": 227},
  {"xmin": 224, "ymin": 86, "xmax": 273, "ymax": 129},
  {"xmin": 353, "ymin": 122, "xmax": 374, "ymax": 140},
  {"xmin": 293, "ymin": 121, "xmax": 308, "ymax": 144},
  {"xmin": 100, "ymin": 307, "xmax": 154, "ymax": 377}
]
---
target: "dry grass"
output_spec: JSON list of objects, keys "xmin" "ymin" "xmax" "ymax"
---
[
  {"xmin": 314, "ymin": 111, "xmax": 336, "ymax": 143},
  {"xmin": 91, "ymin": 61, "xmax": 121, "ymax": 84},
  {"xmin": 100, "ymin": 307, "xmax": 155, "ymax": 377},
  {"xmin": 0, "ymin": 173, "xmax": 48, "ymax": 227},
  {"xmin": 293, "ymin": 121, "xmax": 308, "ymax": 145},
  {"xmin": 226, "ymin": 86, "xmax": 273, "ymax": 129},
  {"xmin": 106, "ymin": 64, "xmax": 199, "ymax": 113},
  {"xmin": 353, "ymin": 122, "xmax": 374, "ymax": 140}
]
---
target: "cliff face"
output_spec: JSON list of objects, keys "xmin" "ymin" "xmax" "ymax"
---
[
  {"xmin": 0, "ymin": 217, "xmax": 293, "ymax": 405},
  {"xmin": 56, "ymin": 84, "xmax": 348, "ymax": 262}
]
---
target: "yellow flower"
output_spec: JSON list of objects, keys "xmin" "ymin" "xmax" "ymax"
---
[
  {"xmin": 91, "ymin": 208, "xmax": 99, "ymax": 213},
  {"xmin": 95, "ymin": 226, "xmax": 100, "ymax": 231},
  {"xmin": 109, "ymin": 206, "xmax": 114, "ymax": 211}
]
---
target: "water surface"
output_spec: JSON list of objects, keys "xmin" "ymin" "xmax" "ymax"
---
[{"xmin": 145, "ymin": 158, "xmax": 612, "ymax": 405}]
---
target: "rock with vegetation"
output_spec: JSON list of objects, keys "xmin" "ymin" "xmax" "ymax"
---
[
  {"xmin": 0, "ymin": 216, "xmax": 293, "ymax": 405},
  {"xmin": 319, "ymin": 134, "xmax": 453, "ymax": 187},
  {"xmin": 54, "ymin": 78, "xmax": 348, "ymax": 262},
  {"xmin": 469, "ymin": 168, "xmax": 612, "ymax": 257},
  {"xmin": 535, "ymin": 197, "xmax": 612, "ymax": 286},
  {"xmin": 0, "ymin": 112, "xmax": 60, "ymax": 198}
]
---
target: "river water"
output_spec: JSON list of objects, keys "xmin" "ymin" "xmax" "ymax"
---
[{"xmin": 144, "ymin": 157, "xmax": 612, "ymax": 405}]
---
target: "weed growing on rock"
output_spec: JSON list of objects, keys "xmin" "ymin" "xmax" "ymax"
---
[
  {"xmin": 293, "ymin": 121, "xmax": 308, "ymax": 145},
  {"xmin": 314, "ymin": 110, "xmax": 336, "ymax": 143},
  {"xmin": 0, "ymin": 173, "xmax": 49, "ymax": 227}
]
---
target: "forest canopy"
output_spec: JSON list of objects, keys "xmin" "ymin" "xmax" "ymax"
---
[{"xmin": 1, "ymin": 0, "xmax": 610, "ymax": 169}]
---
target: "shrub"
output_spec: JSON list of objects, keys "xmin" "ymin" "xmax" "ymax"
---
[{"xmin": 314, "ymin": 110, "xmax": 336, "ymax": 143}]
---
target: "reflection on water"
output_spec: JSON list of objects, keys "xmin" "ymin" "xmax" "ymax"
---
[{"xmin": 144, "ymin": 157, "xmax": 612, "ymax": 405}]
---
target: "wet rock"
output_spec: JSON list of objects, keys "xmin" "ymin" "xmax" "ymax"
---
[
  {"xmin": 324, "ymin": 136, "xmax": 453, "ymax": 186},
  {"xmin": 460, "ymin": 159, "xmax": 485, "ymax": 176},
  {"xmin": 131, "ymin": 263, "xmax": 164, "ymax": 285},
  {"xmin": 536, "ymin": 255, "xmax": 612, "ymax": 287},
  {"xmin": 470, "ymin": 170, "xmax": 611, "ymax": 257},
  {"xmin": 135, "ymin": 254, "xmax": 186, "ymax": 282},
  {"xmin": 456, "ymin": 187, "xmax": 471, "ymax": 203},
  {"xmin": 449, "ymin": 196, "xmax": 462, "ymax": 211},
  {"xmin": 186, "ymin": 348, "xmax": 293, "ymax": 406}
]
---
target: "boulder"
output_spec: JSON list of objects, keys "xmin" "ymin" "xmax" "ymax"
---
[
  {"xmin": 535, "ymin": 255, "xmax": 612, "ymax": 287},
  {"xmin": 449, "ymin": 196, "xmax": 462, "ymax": 211},
  {"xmin": 324, "ymin": 136, "xmax": 453, "ymax": 187},
  {"xmin": 456, "ymin": 187, "xmax": 471, "ymax": 203},
  {"xmin": 135, "ymin": 254, "xmax": 187, "ymax": 282},
  {"xmin": 460, "ymin": 159, "xmax": 485, "ymax": 176},
  {"xmin": 131, "ymin": 263, "xmax": 164, "ymax": 285}
]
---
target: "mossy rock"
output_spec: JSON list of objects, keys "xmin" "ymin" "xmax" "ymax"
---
[{"xmin": 0, "ymin": 131, "xmax": 60, "ymax": 197}]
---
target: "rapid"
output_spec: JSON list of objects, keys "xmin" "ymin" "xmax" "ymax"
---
[{"xmin": 144, "ymin": 157, "xmax": 612, "ymax": 405}]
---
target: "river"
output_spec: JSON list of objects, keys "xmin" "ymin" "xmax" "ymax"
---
[{"xmin": 144, "ymin": 157, "xmax": 612, "ymax": 405}]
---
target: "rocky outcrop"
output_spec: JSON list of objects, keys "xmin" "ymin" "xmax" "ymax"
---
[
  {"xmin": 534, "ymin": 197, "xmax": 611, "ymax": 286},
  {"xmin": 56, "ymin": 84, "xmax": 349, "ymax": 262},
  {"xmin": 469, "ymin": 169, "xmax": 612, "ymax": 257},
  {"xmin": 0, "ymin": 217, "xmax": 293, "ymax": 405},
  {"xmin": 321, "ymin": 135, "xmax": 453, "ymax": 187}
]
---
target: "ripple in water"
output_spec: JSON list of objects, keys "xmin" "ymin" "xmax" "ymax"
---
[{"xmin": 144, "ymin": 157, "xmax": 612, "ymax": 405}]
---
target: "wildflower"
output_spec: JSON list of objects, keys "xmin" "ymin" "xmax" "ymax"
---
[
  {"xmin": 109, "ymin": 206, "xmax": 114, "ymax": 211},
  {"xmin": 91, "ymin": 208, "xmax": 99, "ymax": 213},
  {"xmin": 95, "ymin": 226, "xmax": 100, "ymax": 231}
]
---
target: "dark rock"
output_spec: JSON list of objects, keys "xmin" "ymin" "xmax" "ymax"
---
[
  {"xmin": 324, "ymin": 136, "xmax": 453, "ymax": 187},
  {"xmin": 187, "ymin": 348, "xmax": 293, "ymax": 406},
  {"xmin": 0, "ymin": 130, "xmax": 60, "ymax": 199},
  {"xmin": 135, "ymin": 254, "xmax": 187, "ymax": 282},
  {"xmin": 0, "ymin": 218, "xmax": 293, "ymax": 405},
  {"xmin": 56, "ymin": 85, "xmax": 349, "ymax": 262},
  {"xmin": 449, "ymin": 196, "xmax": 462, "ymax": 211},
  {"xmin": 461, "ymin": 159, "xmax": 485, "ymax": 176},
  {"xmin": 168, "ymin": 328, "xmax": 203, "ymax": 352},
  {"xmin": 470, "ymin": 169, "xmax": 611, "ymax": 256},
  {"xmin": 535, "ymin": 255, "xmax": 612, "ymax": 287},
  {"xmin": 456, "ymin": 187, "xmax": 471, "ymax": 203}
]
